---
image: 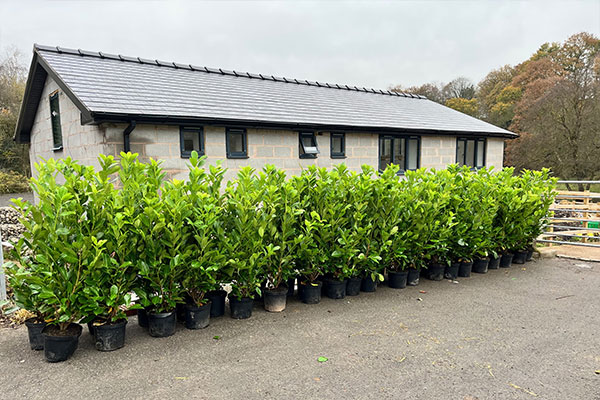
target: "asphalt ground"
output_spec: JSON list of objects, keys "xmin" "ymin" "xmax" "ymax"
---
[{"xmin": 0, "ymin": 257, "xmax": 598, "ymax": 400}]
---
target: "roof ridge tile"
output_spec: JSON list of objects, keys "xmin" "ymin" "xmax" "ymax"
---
[{"xmin": 33, "ymin": 44, "xmax": 427, "ymax": 100}]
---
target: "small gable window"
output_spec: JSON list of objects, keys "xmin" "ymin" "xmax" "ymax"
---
[
  {"xmin": 180, "ymin": 127, "xmax": 204, "ymax": 158},
  {"xmin": 457, "ymin": 137, "xmax": 486, "ymax": 168},
  {"xmin": 299, "ymin": 132, "xmax": 319, "ymax": 159},
  {"xmin": 49, "ymin": 92, "xmax": 63, "ymax": 151},
  {"xmin": 330, "ymin": 132, "xmax": 345, "ymax": 158},
  {"xmin": 226, "ymin": 128, "xmax": 248, "ymax": 159}
]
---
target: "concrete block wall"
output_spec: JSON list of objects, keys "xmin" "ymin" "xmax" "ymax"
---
[
  {"xmin": 486, "ymin": 138, "xmax": 505, "ymax": 170},
  {"xmin": 420, "ymin": 136, "xmax": 457, "ymax": 170},
  {"xmin": 104, "ymin": 124, "xmax": 379, "ymax": 181}
]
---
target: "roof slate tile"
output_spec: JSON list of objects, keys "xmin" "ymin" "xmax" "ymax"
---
[{"xmin": 33, "ymin": 45, "xmax": 515, "ymax": 136}]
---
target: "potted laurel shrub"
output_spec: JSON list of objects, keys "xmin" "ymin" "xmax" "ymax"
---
[
  {"xmin": 524, "ymin": 170, "xmax": 556, "ymax": 261},
  {"xmin": 10, "ymin": 159, "xmax": 105, "ymax": 362},
  {"xmin": 4, "ymin": 257, "xmax": 48, "ymax": 350},
  {"xmin": 313, "ymin": 166, "xmax": 353, "ymax": 299},
  {"xmin": 135, "ymin": 160, "xmax": 189, "ymax": 337},
  {"xmin": 468, "ymin": 169, "xmax": 500, "ymax": 274},
  {"xmin": 6, "ymin": 197, "xmax": 51, "ymax": 351},
  {"xmin": 383, "ymin": 166, "xmax": 414, "ymax": 289},
  {"xmin": 444, "ymin": 166, "xmax": 473, "ymax": 278},
  {"xmin": 258, "ymin": 166, "xmax": 300, "ymax": 312},
  {"xmin": 181, "ymin": 152, "xmax": 227, "ymax": 328},
  {"xmin": 348, "ymin": 167, "xmax": 392, "ymax": 293},
  {"xmin": 494, "ymin": 168, "xmax": 522, "ymax": 268},
  {"xmin": 223, "ymin": 167, "xmax": 269, "ymax": 319},
  {"xmin": 79, "ymin": 155, "xmax": 140, "ymax": 351},
  {"xmin": 510, "ymin": 170, "xmax": 556, "ymax": 264},
  {"xmin": 332, "ymin": 167, "xmax": 365, "ymax": 295},
  {"xmin": 408, "ymin": 169, "xmax": 454, "ymax": 281},
  {"xmin": 293, "ymin": 169, "xmax": 327, "ymax": 304}
]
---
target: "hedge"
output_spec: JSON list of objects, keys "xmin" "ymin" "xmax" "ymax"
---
[{"xmin": 5, "ymin": 152, "xmax": 555, "ymax": 332}]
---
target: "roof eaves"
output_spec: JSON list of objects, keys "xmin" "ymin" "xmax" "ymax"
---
[
  {"xmin": 13, "ymin": 51, "xmax": 46, "ymax": 143},
  {"xmin": 88, "ymin": 111, "xmax": 518, "ymax": 139}
]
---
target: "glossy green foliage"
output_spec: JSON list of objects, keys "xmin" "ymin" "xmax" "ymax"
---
[{"xmin": 5, "ymin": 154, "xmax": 555, "ymax": 324}]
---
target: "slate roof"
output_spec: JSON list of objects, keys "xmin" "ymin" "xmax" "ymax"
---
[{"xmin": 15, "ymin": 44, "xmax": 517, "ymax": 143}]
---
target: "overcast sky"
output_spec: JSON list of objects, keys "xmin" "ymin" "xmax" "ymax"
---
[{"xmin": 1, "ymin": 0, "xmax": 598, "ymax": 89}]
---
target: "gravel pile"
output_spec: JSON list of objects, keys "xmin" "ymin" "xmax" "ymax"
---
[{"xmin": 0, "ymin": 207, "xmax": 25, "ymax": 250}]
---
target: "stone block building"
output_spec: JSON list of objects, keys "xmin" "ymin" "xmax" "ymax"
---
[{"xmin": 15, "ymin": 45, "xmax": 515, "ymax": 181}]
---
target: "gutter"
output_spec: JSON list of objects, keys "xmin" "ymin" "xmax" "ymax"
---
[
  {"xmin": 123, "ymin": 121, "xmax": 136, "ymax": 152},
  {"xmin": 89, "ymin": 112, "xmax": 518, "ymax": 139}
]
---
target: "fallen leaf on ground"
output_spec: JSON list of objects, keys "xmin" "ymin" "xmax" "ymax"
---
[
  {"xmin": 317, "ymin": 356, "xmax": 328, "ymax": 363},
  {"xmin": 508, "ymin": 383, "xmax": 538, "ymax": 397},
  {"xmin": 555, "ymin": 295, "xmax": 575, "ymax": 300},
  {"xmin": 213, "ymin": 335, "xmax": 221, "ymax": 340}
]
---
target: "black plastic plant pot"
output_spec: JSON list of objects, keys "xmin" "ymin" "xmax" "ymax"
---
[
  {"xmin": 427, "ymin": 264, "xmax": 445, "ymax": 281},
  {"xmin": 361, "ymin": 276, "xmax": 378, "ymax": 292},
  {"xmin": 229, "ymin": 296, "xmax": 253, "ymax": 319},
  {"xmin": 286, "ymin": 277, "xmax": 296, "ymax": 297},
  {"xmin": 472, "ymin": 258, "xmax": 489, "ymax": 274},
  {"xmin": 444, "ymin": 263, "xmax": 460, "ymax": 280},
  {"xmin": 500, "ymin": 253, "xmax": 514, "ymax": 268},
  {"xmin": 25, "ymin": 318, "xmax": 46, "ymax": 351},
  {"xmin": 207, "ymin": 290, "xmax": 227, "ymax": 318},
  {"xmin": 388, "ymin": 270, "xmax": 408, "ymax": 289},
  {"xmin": 94, "ymin": 319, "xmax": 127, "ymax": 351},
  {"xmin": 512, "ymin": 250, "xmax": 528, "ymax": 264},
  {"xmin": 458, "ymin": 261, "xmax": 473, "ymax": 277},
  {"xmin": 137, "ymin": 308, "xmax": 149, "ymax": 328},
  {"xmin": 526, "ymin": 249, "xmax": 534, "ymax": 262},
  {"xmin": 326, "ymin": 279, "xmax": 347, "ymax": 299},
  {"xmin": 176, "ymin": 302, "xmax": 187, "ymax": 323},
  {"xmin": 299, "ymin": 281, "xmax": 322, "ymax": 304},
  {"xmin": 407, "ymin": 267, "xmax": 420, "ymax": 286},
  {"xmin": 264, "ymin": 287, "xmax": 288, "ymax": 312},
  {"xmin": 87, "ymin": 320, "xmax": 96, "ymax": 338},
  {"xmin": 488, "ymin": 256, "xmax": 501, "ymax": 270},
  {"xmin": 346, "ymin": 277, "xmax": 362, "ymax": 296},
  {"xmin": 147, "ymin": 310, "xmax": 177, "ymax": 338},
  {"xmin": 184, "ymin": 301, "xmax": 211, "ymax": 329},
  {"xmin": 42, "ymin": 323, "xmax": 82, "ymax": 363}
]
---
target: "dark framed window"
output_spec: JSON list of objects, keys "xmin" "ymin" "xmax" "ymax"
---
[
  {"xmin": 299, "ymin": 131, "xmax": 319, "ymax": 159},
  {"xmin": 226, "ymin": 128, "xmax": 248, "ymax": 159},
  {"xmin": 330, "ymin": 132, "xmax": 345, "ymax": 158},
  {"xmin": 49, "ymin": 92, "xmax": 63, "ymax": 151},
  {"xmin": 456, "ymin": 137, "xmax": 486, "ymax": 168},
  {"xmin": 179, "ymin": 127, "xmax": 204, "ymax": 158},
  {"xmin": 378, "ymin": 134, "xmax": 420, "ymax": 172}
]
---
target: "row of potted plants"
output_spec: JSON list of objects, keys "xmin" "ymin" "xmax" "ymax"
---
[{"xmin": 4, "ymin": 152, "xmax": 555, "ymax": 362}]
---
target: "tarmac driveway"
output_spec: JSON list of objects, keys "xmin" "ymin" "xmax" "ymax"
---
[{"xmin": 0, "ymin": 257, "xmax": 598, "ymax": 400}]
